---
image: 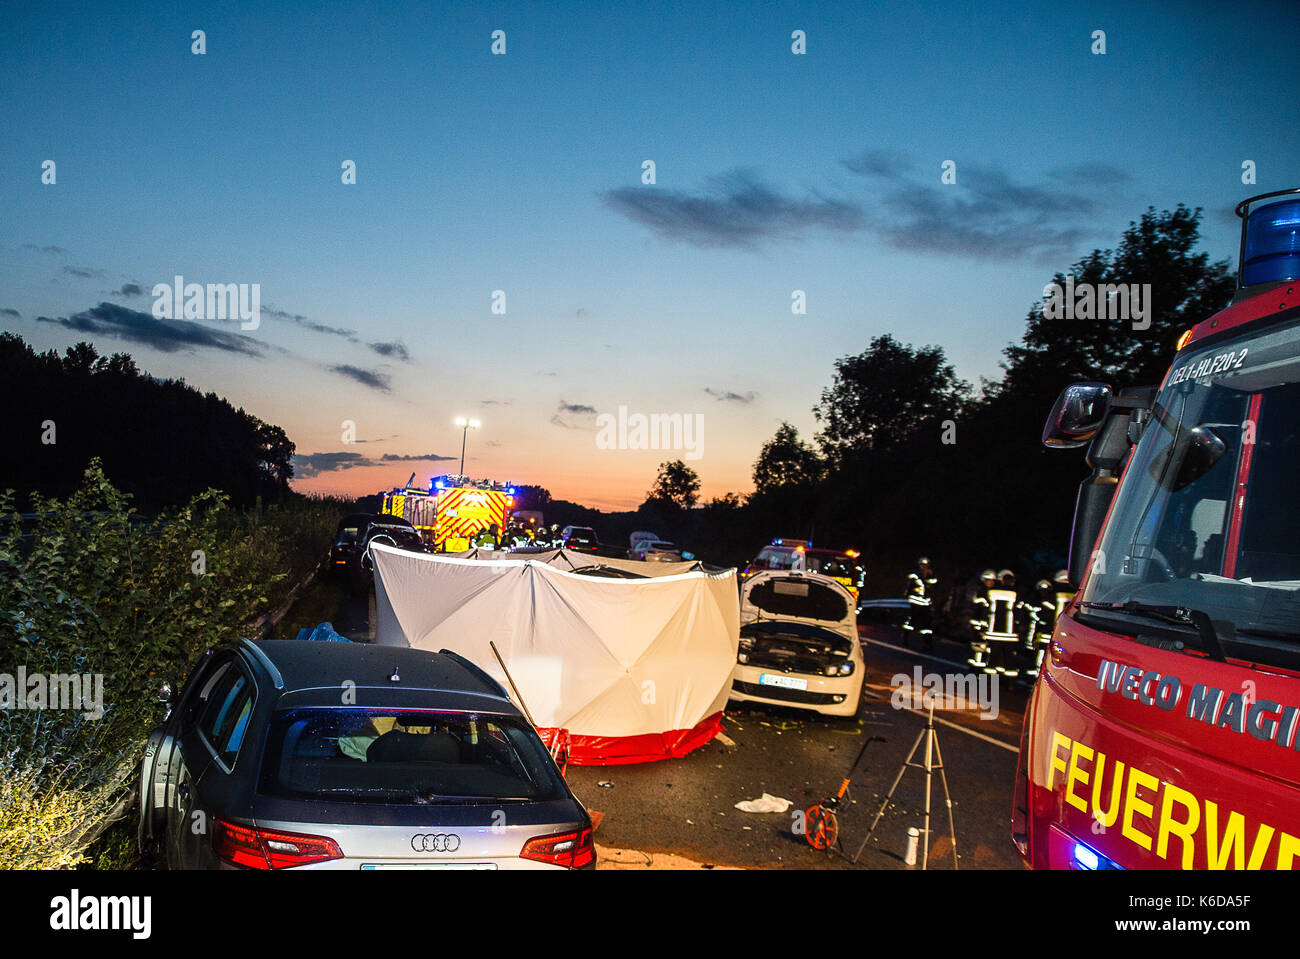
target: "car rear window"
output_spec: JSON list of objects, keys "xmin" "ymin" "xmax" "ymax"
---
[{"xmin": 258, "ymin": 709, "xmax": 566, "ymax": 804}]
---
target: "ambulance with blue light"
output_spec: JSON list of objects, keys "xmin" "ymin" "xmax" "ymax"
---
[
  {"xmin": 743, "ymin": 539, "xmax": 865, "ymax": 599},
  {"xmin": 1015, "ymin": 189, "xmax": 1300, "ymax": 870}
]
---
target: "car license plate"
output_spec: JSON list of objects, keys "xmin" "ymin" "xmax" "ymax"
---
[
  {"xmin": 759, "ymin": 673, "xmax": 808, "ymax": 691},
  {"xmin": 361, "ymin": 862, "xmax": 497, "ymax": 870}
]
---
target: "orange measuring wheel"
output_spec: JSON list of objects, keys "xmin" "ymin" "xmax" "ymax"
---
[
  {"xmin": 805, "ymin": 802, "xmax": 839, "ymax": 850},
  {"xmin": 800, "ymin": 735, "xmax": 885, "ymax": 855}
]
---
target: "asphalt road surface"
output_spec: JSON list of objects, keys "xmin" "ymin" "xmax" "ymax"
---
[
  {"xmin": 281, "ymin": 577, "xmax": 1028, "ymax": 869},
  {"xmin": 568, "ymin": 626, "xmax": 1028, "ymax": 870}
]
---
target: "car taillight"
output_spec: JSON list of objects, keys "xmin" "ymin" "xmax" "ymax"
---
[
  {"xmin": 520, "ymin": 827, "xmax": 594, "ymax": 869},
  {"xmin": 212, "ymin": 819, "xmax": 343, "ymax": 869}
]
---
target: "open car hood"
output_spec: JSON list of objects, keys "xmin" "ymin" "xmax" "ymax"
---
[{"xmin": 740, "ymin": 570, "xmax": 857, "ymax": 641}]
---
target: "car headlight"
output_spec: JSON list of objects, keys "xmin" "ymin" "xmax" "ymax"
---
[
  {"xmin": 737, "ymin": 652, "xmax": 749, "ymax": 664},
  {"xmin": 828, "ymin": 660, "xmax": 854, "ymax": 677}
]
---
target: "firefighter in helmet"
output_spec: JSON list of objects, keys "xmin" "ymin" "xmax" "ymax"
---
[
  {"xmin": 1021, "ymin": 578, "xmax": 1058, "ymax": 679},
  {"xmin": 903, "ymin": 557, "xmax": 938, "ymax": 647},
  {"xmin": 968, "ymin": 569, "xmax": 997, "ymax": 671},
  {"xmin": 969, "ymin": 568, "xmax": 1020, "ymax": 677}
]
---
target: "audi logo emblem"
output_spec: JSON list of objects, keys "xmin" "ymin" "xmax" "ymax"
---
[{"xmin": 411, "ymin": 833, "xmax": 461, "ymax": 853}]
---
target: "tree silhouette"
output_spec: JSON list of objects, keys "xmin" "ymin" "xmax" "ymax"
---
[
  {"xmin": 0, "ymin": 334, "xmax": 295, "ymax": 509},
  {"xmin": 752, "ymin": 422, "xmax": 825, "ymax": 494},
  {"xmin": 814, "ymin": 334, "xmax": 969, "ymax": 463},
  {"xmin": 646, "ymin": 460, "xmax": 700, "ymax": 509}
]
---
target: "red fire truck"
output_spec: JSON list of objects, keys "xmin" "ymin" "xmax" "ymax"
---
[
  {"xmin": 381, "ymin": 477, "xmax": 514, "ymax": 551},
  {"xmin": 1015, "ymin": 189, "xmax": 1300, "ymax": 870}
]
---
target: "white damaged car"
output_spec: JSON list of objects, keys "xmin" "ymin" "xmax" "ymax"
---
[{"xmin": 729, "ymin": 570, "xmax": 864, "ymax": 717}]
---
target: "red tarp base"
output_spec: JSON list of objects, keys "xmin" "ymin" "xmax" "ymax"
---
[{"xmin": 543, "ymin": 712, "xmax": 724, "ymax": 766}]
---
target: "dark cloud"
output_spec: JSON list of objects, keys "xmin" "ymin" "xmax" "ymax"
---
[
  {"xmin": 261, "ymin": 306, "xmax": 308, "ymax": 322},
  {"xmin": 1, "ymin": 308, "xmax": 20, "ymax": 318},
  {"xmin": 22, "ymin": 244, "xmax": 69, "ymax": 255},
  {"xmin": 330, "ymin": 364, "xmax": 391, "ymax": 392},
  {"xmin": 840, "ymin": 150, "xmax": 1130, "ymax": 262},
  {"xmin": 63, "ymin": 265, "xmax": 105, "ymax": 279},
  {"xmin": 292, "ymin": 451, "xmax": 374, "ymax": 478},
  {"xmin": 601, "ymin": 169, "xmax": 865, "ymax": 249},
  {"xmin": 479, "ymin": 398, "xmax": 512, "ymax": 406},
  {"xmin": 369, "ymin": 340, "xmax": 411, "ymax": 361},
  {"xmin": 841, "ymin": 149, "xmax": 911, "ymax": 178},
  {"xmin": 552, "ymin": 400, "xmax": 599, "ymax": 430},
  {"xmin": 36, "ymin": 302, "xmax": 264, "ymax": 356},
  {"xmin": 705, "ymin": 387, "xmax": 757, "ymax": 404},
  {"xmin": 115, "ymin": 282, "xmax": 144, "ymax": 297},
  {"xmin": 1046, "ymin": 163, "xmax": 1134, "ymax": 187},
  {"xmin": 1213, "ymin": 205, "xmax": 1241, "ymax": 230},
  {"xmin": 294, "ymin": 448, "xmax": 457, "ymax": 477},
  {"xmin": 380, "ymin": 452, "xmax": 456, "ymax": 462},
  {"xmin": 263, "ymin": 305, "xmax": 358, "ymax": 341}
]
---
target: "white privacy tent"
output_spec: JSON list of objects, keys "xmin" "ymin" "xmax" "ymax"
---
[{"xmin": 370, "ymin": 543, "xmax": 740, "ymax": 764}]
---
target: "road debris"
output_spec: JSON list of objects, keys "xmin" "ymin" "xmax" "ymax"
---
[{"xmin": 734, "ymin": 793, "xmax": 794, "ymax": 813}]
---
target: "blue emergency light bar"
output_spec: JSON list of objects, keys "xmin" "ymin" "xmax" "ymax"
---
[
  {"xmin": 1070, "ymin": 840, "xmax": 1122, "ymax": 870},
  {"xmin": 1237, "ymin": 189, "xmax": 1300, "ymax": 289}
]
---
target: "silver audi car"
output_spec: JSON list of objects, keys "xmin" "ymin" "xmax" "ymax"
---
[{"xmin": 137, "ymin": 639, "xmax": 593, "ymax": 869}]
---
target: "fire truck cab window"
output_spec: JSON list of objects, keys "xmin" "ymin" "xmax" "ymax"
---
[{"xmin": 1081, "ymin": 317, "xmax": 1300, "ymax": 664}]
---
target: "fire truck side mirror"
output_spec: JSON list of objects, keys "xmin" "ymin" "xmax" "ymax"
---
[{"xmin": 1043, "ymin": 382, "xmax": 1112, "ymax": 449}]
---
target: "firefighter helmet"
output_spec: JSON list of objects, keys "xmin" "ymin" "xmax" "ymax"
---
[
  {"xmin": 980, "ymin": 569, "xmax": 996, "ymax": 583},
  {"xmin": 1053, "ymin": 568, "xmax": 1070, "ymax": 585}
]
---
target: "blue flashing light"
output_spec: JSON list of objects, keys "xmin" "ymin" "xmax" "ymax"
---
[
  {"xmin": 508, "ymin": 487, "xmax": 516, "ymax": 496},
  {"xmin": 1242, "ymin": 198, "xmax": 1300, "ymax": 287},
  {"xmin": 434, "ymin": 480, "xmax": 445, "ymax": 490},
  {"xmin": 1072, "ymin": 842, "xmax": 1100, "ymax": 870}
]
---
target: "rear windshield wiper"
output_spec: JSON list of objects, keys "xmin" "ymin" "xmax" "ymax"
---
[{"xmin": 1077, "ymin": 601, "xmax": 1228, "ymax": 662}]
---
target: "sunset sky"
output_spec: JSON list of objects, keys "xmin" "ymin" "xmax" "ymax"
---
[{"xmin": 4, "ymin": 0, "xmax": 1298, "ymax": 509}]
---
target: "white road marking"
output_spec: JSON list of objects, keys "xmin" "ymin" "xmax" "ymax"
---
[
  {"xmin": 861, "ymin": 635, "xmax": 971, "ymax": 671},
  {"xmin": 859, "ymin": 686, "xmax": 1019, "ymax": 753},
  {"xmin": 858, "ymin": 634, "xmax": 1019, "ymax": 753}
]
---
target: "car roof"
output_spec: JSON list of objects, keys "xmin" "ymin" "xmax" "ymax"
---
[
  {"xmin": 337, "ymin": 512, "xmax": 377, "ymax": 526},
  {"xmin": 367, "ymin": 515, "xmax": 415, "ymax": 528},
  {"xmin": 248, "ymin": 641, "xmax": 516, "ymax": 712}
]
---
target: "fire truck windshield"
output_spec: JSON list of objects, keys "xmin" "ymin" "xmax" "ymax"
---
[{"xmin": 1079, "ymin": 314, "xmax": 1300, "ymax": 668}]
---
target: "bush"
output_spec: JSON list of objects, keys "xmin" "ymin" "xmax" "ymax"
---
[{"xmin": 0, "ymin": 460, "xmax": 338, "ymax": 868}]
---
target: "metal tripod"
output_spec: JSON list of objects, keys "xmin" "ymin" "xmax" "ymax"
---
[{"xmin": 851, "ymin": 700, "xmax": 958, "ymax": 869}]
